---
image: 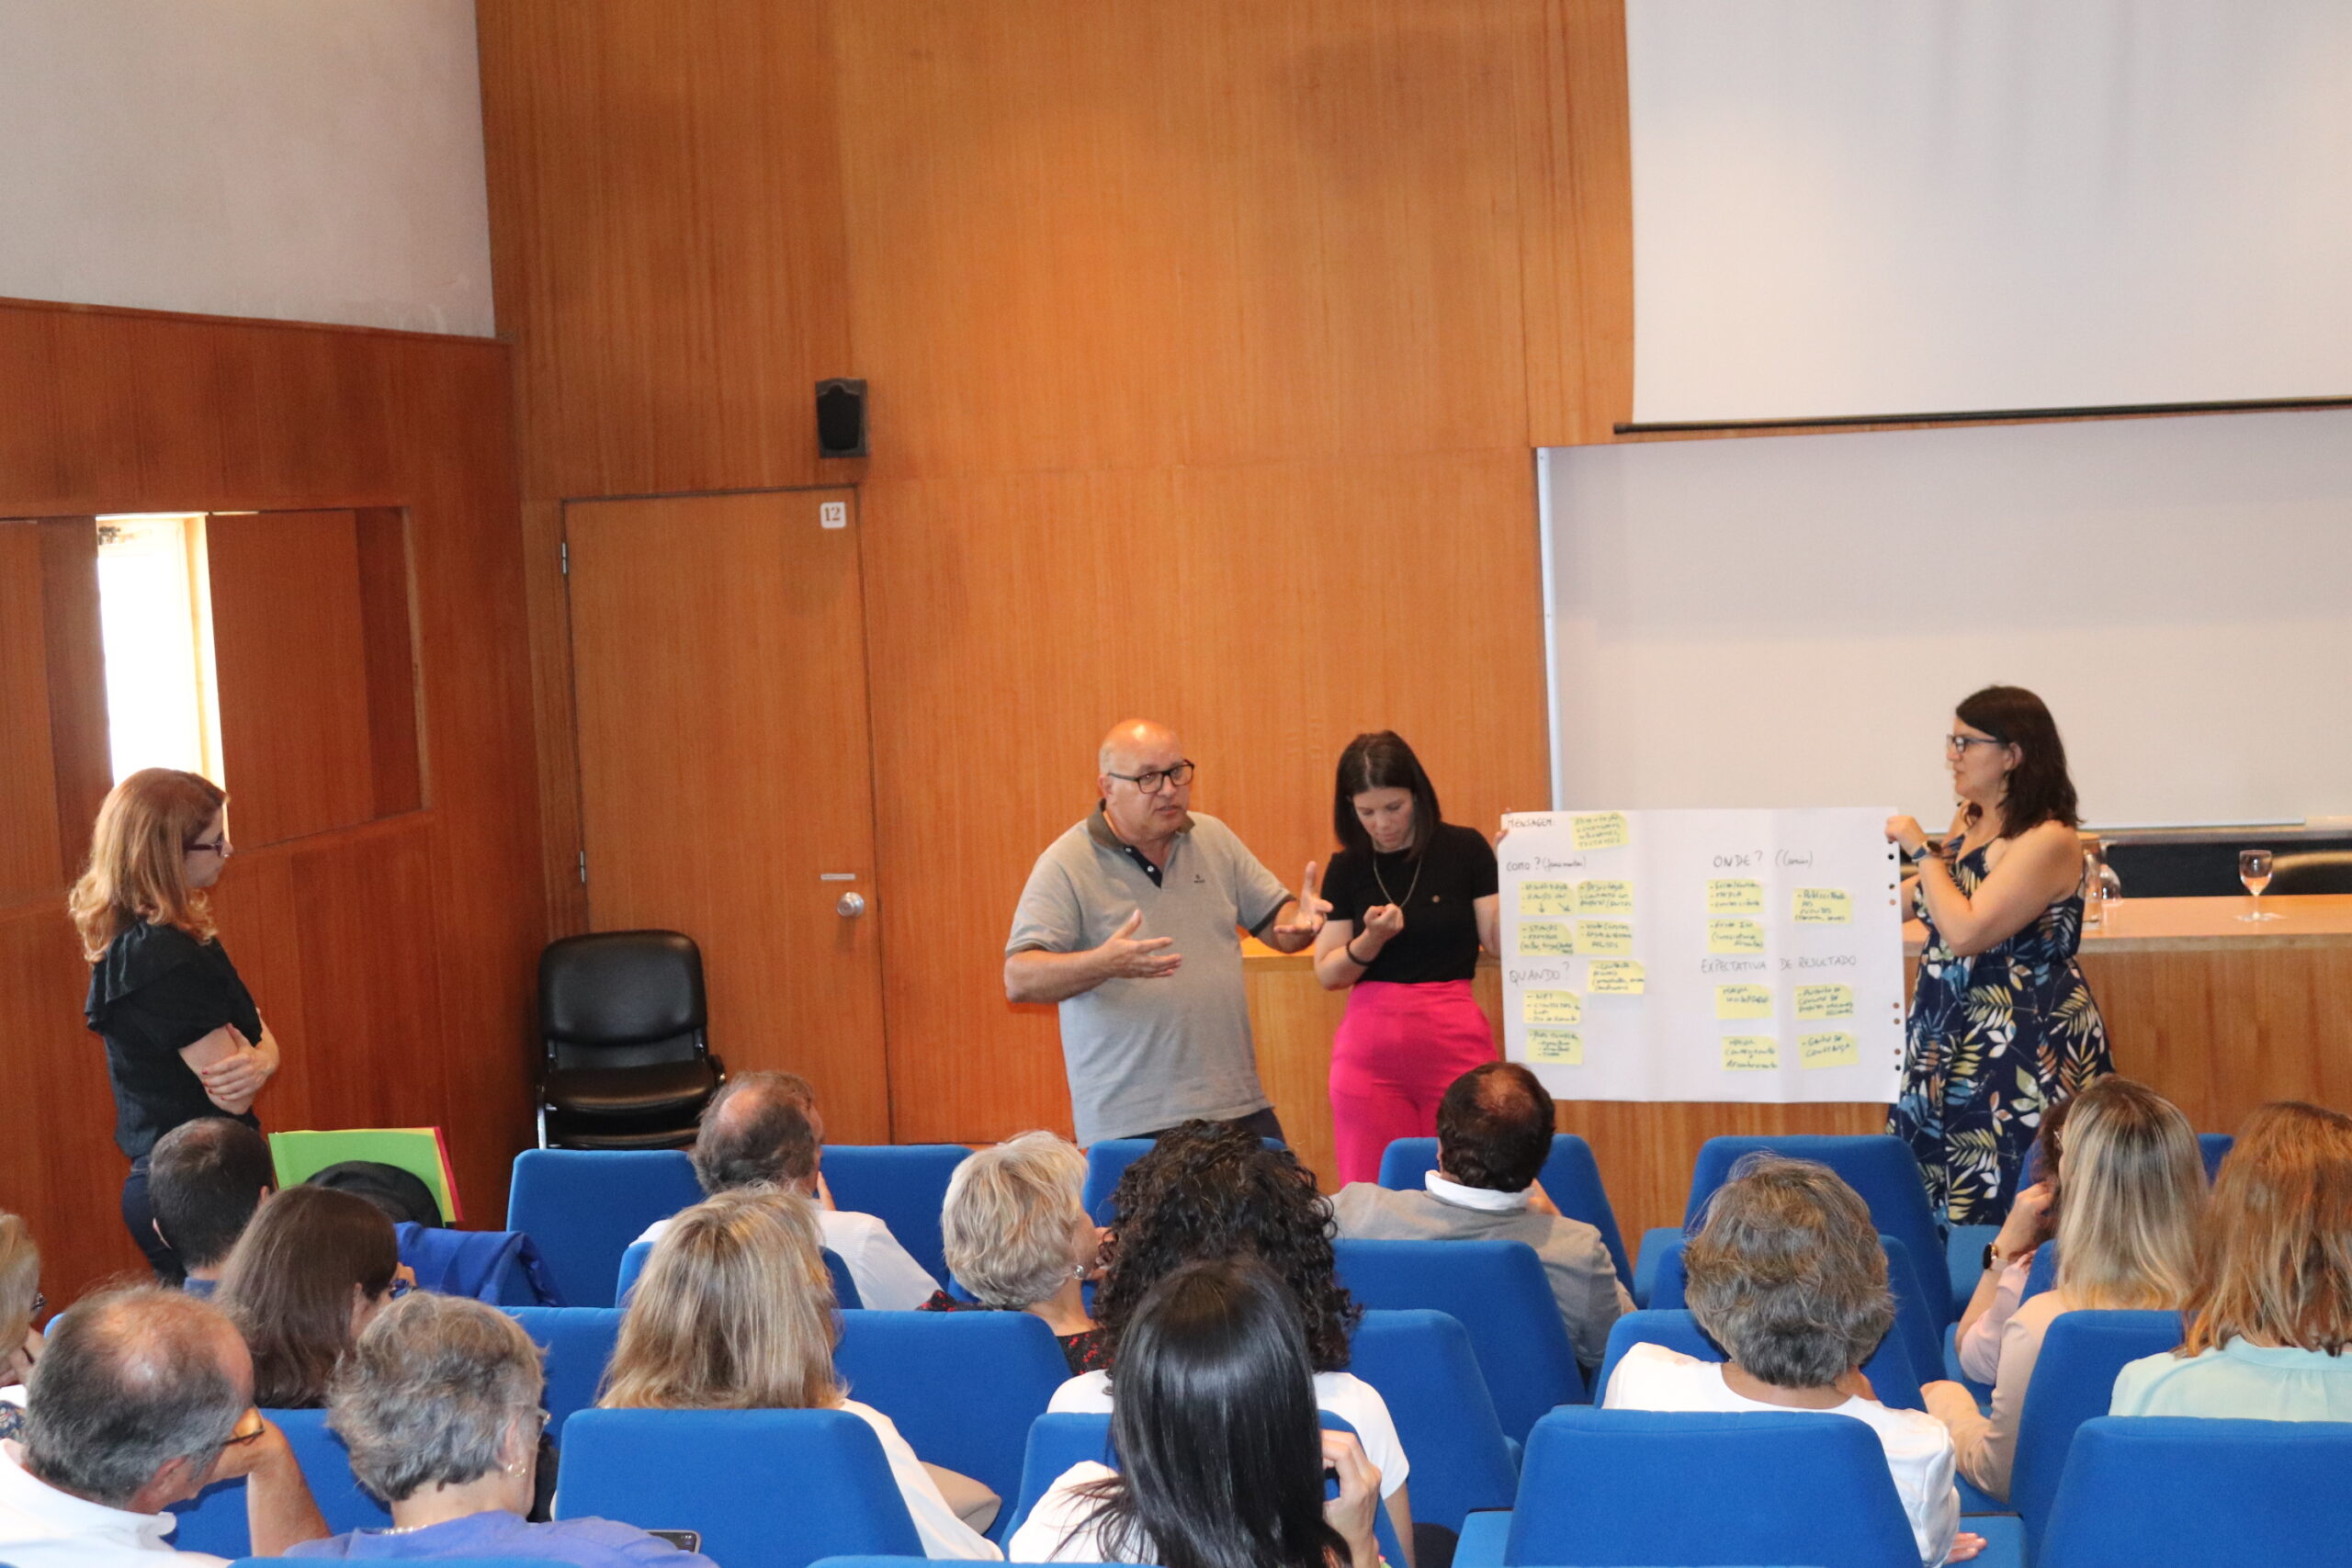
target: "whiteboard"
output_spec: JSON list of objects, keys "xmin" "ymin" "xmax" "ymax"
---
[
  {"xmin": 1540, "ymin": 411, "xmax": 2352, "ymax": 829},
  {"xmin": 1498, "ymin": 808, "xmax": 1905, "ymax": 1104}
]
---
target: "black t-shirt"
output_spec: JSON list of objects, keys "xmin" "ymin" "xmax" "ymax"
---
[
  {"xmin": 1321, "ymin": 821, "xmax": 1498, "ymax": 985},
  {"xmin": 85, "ymin": 920, "xmax": 263, "ymax": 1160}
]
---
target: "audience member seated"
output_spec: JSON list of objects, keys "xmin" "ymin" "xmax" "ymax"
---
[
  {"xmin": 1010, "ymin": 1258, "xmax": 1382, "ymax": 1568},
  {"xmin": 216, "ymin": 1185, "xmax": 410, "ymax": 1408},
  {"xmin": 1329, "ymin": 1063, "xmax": 1629, "ymax": 1368},
  {"xmin": 1603, "ymin": 1154, "xmax": 1974, "ymax": 1568},
  {"xmin": 148, "ymin": 1117, "xmax": 277, "ymax": 1300},
  {"xmin": 2112, "ymin": 1100, "xmax": 2352, "ymax": 1419},
  {"xmin": 0, "ymin": 1286, "xmax": 324, "ymax": 1566},
  {"xmin": 601, "ymin": 1189, "xmax": 1000, "ymax": 1560},
  {"xmin": 635, "ymin": 1071, "xmax": 938, "ymax": 1311},
  {"xmin": 921, "ymin": 1131, "xmax": 1106, "ymax": 1373},
  {"xmin": 1921, "ymin": 1076, "xmax": 2203, "ymax": 1501},
  {"xmin": 1954, "ymin": 1096, "xmax": 2072, "ymax": 1383},
  {"xmin": 284, "ymin": 1292, "xmax": 716, "ymax": 1565},
  {"xmin": 1051, "ymin": 1122, "xmax": 1416, "ymax": 1566},
  {"xmin": 0, "ymin": 1213, "xmax": 40, "ymax": 1442}
]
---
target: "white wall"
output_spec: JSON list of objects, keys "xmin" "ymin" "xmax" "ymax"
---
[
  {"xmin": 1544, "ymin": 410, "xmax": 2352, "ymax": 828},
  {"xmin": 1626, "ymin": 0, "xmax": 2352, "ymax": 422},
  {"xmin": 0, "ymin": 0, "xmax": 493, "ymax": 336}
]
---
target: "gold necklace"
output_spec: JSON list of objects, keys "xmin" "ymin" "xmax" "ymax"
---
[{"xmin": 1371, "ymin": 845, "xmax": 1424, "ymax": 910}]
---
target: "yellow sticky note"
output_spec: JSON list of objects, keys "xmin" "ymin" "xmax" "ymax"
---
[
  {"xmin": 1714, "ymin": 983, "xmax": 1773, "ymax": 1020},
  {"xmin": 1577, "ymin": 919, "xmax": 1634, "ymax": 955},
  {"xmin": 1522, "ymin": 989, "xmax": 1583, "ymax": 1026},
  {"xmin": 1723, "ymin": 1035, "xmax": 1780, "ymax": 1070},
  {"xmin": 1708, "ymin": 918, "xmax": 1767, "ymax": 953},
  {"xmin": 1576, "ymin": 879, "xmax": 1634, "ymax": 915},
  {"xmin": 1571, "ymin": 812, "xmax": 1631, "ymax": 851},
  {"xmin": 1795, "ymin": 984, "xmax": 1855, "ymax": 1021},
  {"xmin": 1528, "ymin": 1028, "xmax": 1583, "ymax": 1065},
  {"xmin": 1518, "ymin": 881, "xmax": 1577, "ymax": 918},
  {"xmin": 1707, "ymin": 878, "xmax": 1764, "ymax": 913},
  {"xmin": 1518, "ymin": 921, "xmax": 1576, "ymax": 957},
  {"xmin": 1792, "ymin": 887, "xmax": 1852, "ymax": 924},
  {"xmin": 1800, "ymin": 1031, "xmax": 1861, "ymax": 1068},
  {"xmin": 1588, "ymin": 960, "xmax": 1645, "ymax": 995}
]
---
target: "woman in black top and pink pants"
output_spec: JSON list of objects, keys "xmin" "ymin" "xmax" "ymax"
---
[{"xmin": 1311, "ymin": 733, "xmax": 1501, "ymax": 1186}]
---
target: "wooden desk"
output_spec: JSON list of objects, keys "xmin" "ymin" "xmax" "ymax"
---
[{"xmin": 1245, "ymin": 895, "xmax": 2352, "ymax": 1236}]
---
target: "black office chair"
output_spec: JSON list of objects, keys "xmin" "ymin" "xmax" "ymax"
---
[
  {"xmin": 2268, "ymin": 852, "xmax": 2352, "ymax": 896},
  {"xmin": 537, "ymin": 931, "xmax": 725, "ymax": 1149}
]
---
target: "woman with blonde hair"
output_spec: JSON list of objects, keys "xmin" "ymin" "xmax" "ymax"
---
[
  {"xmin": 600, "ymin": 1189, "xmax": 1000, "ymax": 1560},
  {"xmin": 2112, "ymin": 1101, "xmax": 2352, "ymax": 1419},
  {"xmin": 1923, "ymin": 1076, "xmax": 2204, "ymax": 1499},
  {"xmin": 0, "ymin": 1214, "xmax": 41, "ymax": 1441},
  {"xmin": 919, "ymin": 1132, "xmax": 1105, "ymax": 1372},
  {"xmin": 72, "ymin": 768, "xmax": 279, "ymax": 1280}
]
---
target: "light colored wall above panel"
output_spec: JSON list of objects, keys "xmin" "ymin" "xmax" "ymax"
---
[{"xmin": 0, "ymin": 0, "xmax": 494, "ymax": 335}]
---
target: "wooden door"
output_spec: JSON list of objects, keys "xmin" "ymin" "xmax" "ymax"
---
[{"xmin": 564, "ymin": 489, "xmax": 890, "ymax": 1140}]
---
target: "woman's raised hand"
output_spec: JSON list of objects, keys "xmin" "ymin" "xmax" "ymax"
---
[
  {"xmin": 1884, "ymin": 816, "xmax": 1929, "ymax": 855},
  {"xmin": 1361, "ymin": 902, "xmax": 1406, "ymax": 942},
  {"xmin": 1319, "ymin": 1430, "xmax": 1383, "ymax": 1568}
]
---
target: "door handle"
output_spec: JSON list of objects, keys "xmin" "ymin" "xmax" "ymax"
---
[{"xmin": 836, "ymin": 891, "xmax": 867, "ymax": 919}]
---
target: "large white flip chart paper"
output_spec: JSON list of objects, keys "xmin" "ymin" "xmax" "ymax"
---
[{"xmin": 1498, "ymin": 808, "xmax": 1905, "ymax": 1103}]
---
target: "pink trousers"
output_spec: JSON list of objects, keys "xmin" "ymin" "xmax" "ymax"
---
[{"xmin": 1328, "ymin": 978, "xmax": 1498, "ymax": 1187}]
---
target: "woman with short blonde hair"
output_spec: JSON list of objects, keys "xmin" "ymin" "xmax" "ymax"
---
[
  {"xmin": 2112, "ymin": 1101, "xmax": 2352, "ymax": 1419},
  {"xmin": 1924, "ymin": 1076, "xmax": 2204, "ymax": 1499},
  {"xmin": 72, "ymin": 768, "xmax": 280, "ymax": 1280},
  {"xmin": 921, "ymin": 1133, "xmax": 1103, "ymax": 1372},
  {"xmin": 0, "ymin": 1213, "xmax": 41, "ymax": 1440},
  {"xmin": 600, "ymin": 1189, "xmax": 1000, "ymax": 1560}
]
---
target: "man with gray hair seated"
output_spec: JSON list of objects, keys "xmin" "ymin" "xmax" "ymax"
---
[
  {"xmin": 0, "ymin": 1286, "xmax": 324, "ymax": 1566},
  {"xmin": 631, "ymin": 1071, "xmax": 939, "ymax": 1310},
  {"xmin": 281, "ymin": 1292, "xmax": 713, "ymax": 1563}
]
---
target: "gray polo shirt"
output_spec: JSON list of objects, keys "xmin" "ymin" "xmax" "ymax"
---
[{"xmin": 1007, "ymin": 807, "xmax": 1291, "ymax": 1143}]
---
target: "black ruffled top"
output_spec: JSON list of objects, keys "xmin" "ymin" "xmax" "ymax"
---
[{"xmin": 85, "ymin": 919, "xmax": 262, "ymax": 1160}]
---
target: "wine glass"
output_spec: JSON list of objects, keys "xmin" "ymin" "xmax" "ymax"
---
[{"xmin": 2238, "ymin": 849, "xmax": 2281, "ymax": 922}]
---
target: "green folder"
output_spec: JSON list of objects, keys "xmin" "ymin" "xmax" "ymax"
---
[{"xmin": 266, "ymin": 1127, "xmax": 461, "ymax": 1224}]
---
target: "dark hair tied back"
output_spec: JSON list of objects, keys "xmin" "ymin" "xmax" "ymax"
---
[{"xmin": 1954, "ymin": 684, "xmax": 2079, "ymax": 838}]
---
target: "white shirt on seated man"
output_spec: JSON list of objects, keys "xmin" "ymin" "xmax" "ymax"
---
[
  {"xmin": 0, "ymin": 1287, "xmax": 325, "ymax": 1566},
  {"xmin": 635, "ymin": 1070, "xmax": 939, "ymax": 1312}
]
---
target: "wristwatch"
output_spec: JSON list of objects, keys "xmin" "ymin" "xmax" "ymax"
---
[{"xmin": 1982, "ymin": 1242, "xmax": 2014, "ymax": 1271}]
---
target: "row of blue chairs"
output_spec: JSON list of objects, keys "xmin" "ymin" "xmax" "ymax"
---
[
  {"xmin": 199, "ymin": 1404, "xmax": 2352, "ymax": 1568},
  {"xmin": 1451, "ymin": 1407, "xmax": 2352, "ymax": 1568},
  {"xmin": 178, "ymin": 1305, "xmax": 1516, "ymax": 1557}
]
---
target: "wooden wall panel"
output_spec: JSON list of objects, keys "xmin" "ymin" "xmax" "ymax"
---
[
  {"xmin": 0, "ymin": 299, "xmax": 541, "ymax": 1305},
  {"xmin": 831, "ymin": 0, "xmax": 1550, "ymax": 479},
  {"xmin": 861, "ymin": 451, "xmax": 1550, "ymax": 1142},
  {"xmin": 208, "ymin": 511, "xmax": 379, "ymax": 847},
  {"xmin": 474, "ymin": 0, "xmax": 855, "ymax": 502},
  {"xmin": 477, "ymin": 0, "xmax": 1623, "ymax": 1146},
  {"xmin": 0, "ymin": 528, "xmax": 65, "ymax": 904}
]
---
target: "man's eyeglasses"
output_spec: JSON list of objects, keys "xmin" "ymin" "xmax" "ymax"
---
[
  {"xmin": 1945, "ymin": 734, "xmax": 2006, "ymax": 758},
  {"xmin": 1106, "ymin": 761, "xmax": 1196, "ymax": 795}
]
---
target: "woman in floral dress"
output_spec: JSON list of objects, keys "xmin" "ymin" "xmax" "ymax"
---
[{"xmin": 1886, "ymin": 685, "xmax": 2112, "ymax": 1225}]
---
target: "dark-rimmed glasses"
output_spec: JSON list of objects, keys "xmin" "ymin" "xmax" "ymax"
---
[
  {"xmin": 1106, "ymin": 761, "xmax": 1196, "ymax": 795},
  {"xmin": 1945, "ymin": 733, "xmax": 2006, "ymax": 758}
]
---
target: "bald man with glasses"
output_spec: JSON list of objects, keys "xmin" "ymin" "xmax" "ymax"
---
[{"xmin": 1006, "ymin": 719, "xmax": 1327, "ymax": 1145}]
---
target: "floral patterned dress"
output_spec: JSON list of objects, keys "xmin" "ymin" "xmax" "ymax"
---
[{"xmin": 1890, "ymin": 842, "xmax": 2112, "ymax": 1225}]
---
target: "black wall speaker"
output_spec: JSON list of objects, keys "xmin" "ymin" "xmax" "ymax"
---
[{"xmin": 816, "ymin": 378, "xmax": 868, "ymax": 458}]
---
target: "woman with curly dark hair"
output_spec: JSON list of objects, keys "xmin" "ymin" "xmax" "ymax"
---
[{"xmin": 1045, "ymin": 1122, "xmax": 1416, "ymax": 1565}]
